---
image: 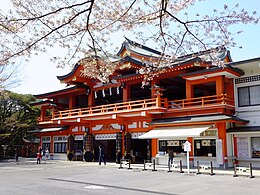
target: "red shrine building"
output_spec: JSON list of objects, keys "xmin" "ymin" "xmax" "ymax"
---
[{"xmin": 32, "ymin": 38, "xmax": 249, "ymax": 168}]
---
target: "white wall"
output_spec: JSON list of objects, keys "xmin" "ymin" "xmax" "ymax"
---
[{"xmin": 233, "ymin": 60, "xmax": 260, "ymax": 126}]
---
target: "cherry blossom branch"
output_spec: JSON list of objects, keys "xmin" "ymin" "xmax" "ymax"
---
[
  {"xmin": 3, "ymin": 5, "xmax": 93, "ymax": 62},
  {"xmin": 3, "ymin": 1, "xmax": 93, "ymax": 22}
]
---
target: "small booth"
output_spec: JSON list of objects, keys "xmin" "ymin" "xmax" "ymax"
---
[
  {"xmin": 227, "ymin": 126, "xmax": 260, "ymax": 168},
  {"xmin": 139, "ymin": 125, "xmax": 223, "ymax": 168}
]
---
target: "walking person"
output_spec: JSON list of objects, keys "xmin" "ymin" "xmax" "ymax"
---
[
  {"xmin": 36, "ymin": 148, "xmax": 42, "ymax": 164},
  {"xmin": 168, "ymin": 148, "xmax": 174, "ymax": 166},
  {"xmin": 98, "ymin": 145, "xmax": 106, "ymax": 165}
]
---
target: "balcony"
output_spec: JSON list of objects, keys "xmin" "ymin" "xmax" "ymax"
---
[
  {"xmin": 168, "ymin": 94, "xmax": 234, "ymax": 108},
  {"xmin": 52, "ymin": 98, "xmax": 167, "ymax": 122},
  {"xmin": 38, "ymin": 94, "xmax": 234, "ymax": 123},
  {"xmin": 167, "ymin": 94, "xmax": 234, "ymax": 117}
]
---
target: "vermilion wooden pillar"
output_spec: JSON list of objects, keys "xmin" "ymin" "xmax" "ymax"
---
[
  {"xmin": 216, "ymin": 76, "xmax": 224, "ymax": 95},
  {"xmin": 225, "ymin": 78, "xmax": 235, "ymax": 105},
  {"xmin": 217, "ymin": 122, "xmax": 227, "ymax": 160},
  {"xmin": 151, "ymin": 138, "xmax": 158, "ymax": 157},
  {"xmin": 40, "ymin": 106, "xmax": 46, "ymax": 121},
  {"xmin": 88, "ymin": 89, "xmax": 94, "ymax": 106},
  {"xmin": 151, "ymin": 79, "xmax": 160, "ymax": 97},
  {"xmin": 50, "ymin": 133, "xmax": 54, "ymax": 153},
  {"xmin": 123, "ymin": 85, "xmax": 130, "ymax": 102},
  {"xmin": 122, "ymin": 131, "xmax": 125, "ymax": 156},
  {"xmin": 187, "ymin": 137, "xmax": 193, "ymax": 157},
  {"xmin": 233, "ymin": 136, "xmax": 238, "ymax": 161},
  {"xmin": 186, "ymin": 80, "xmax": 193, "ymax": 99},
  {"xmin": 69, "ymin": 95, "xmax": 75, "ymax": 109}
]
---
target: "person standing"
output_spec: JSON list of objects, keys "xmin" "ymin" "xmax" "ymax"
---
[
  {"xmin": 14, "ymin": 149, "xmax": 19, "ymax": 162},
  {"xmin": 98, "ymin": 145, "xmax": 106, "ymax": 165},
  {"xmin": 37, "ymin": 152, "xmax": 41, "ymax": 164},
  {"xmin": 45, "ymin": 148, "xmax": 49, "ymax": 161}
]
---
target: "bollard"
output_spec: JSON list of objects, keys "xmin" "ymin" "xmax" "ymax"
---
[
  {"xmin": 179, "ymin": 160, "xmax": 184, "ymax": 173},
  {"xmin": 210, "ymin": 161, "xmax": 215, "ymax": 176},
  {"xmin": 249, "ymin": 163, "xmax": 255, "ymax": 179},
  {"xmin": 152, "ymin": 158, "xmax": 157, "ymax": 171},
  {"xmin": 168, "ymin": 161, "xmax": 172, "ymax": 173},
  {"xmin": 196, "ymin": 161, "xmax": 201, "ymax": 175},
  {"xmin": 118, "ymin": 159, "xmax": 123, "ymax": 169},
  {"xmin": 128, "ymin": 159, "xmax": 132, "ymax": 170},
  {"xmin": 143, "ymin": 160, "xmax": 147, "ymax": 171},
  {"xmin": 233, "ymin": 163, "xmax": 238, "ymax": 177}
]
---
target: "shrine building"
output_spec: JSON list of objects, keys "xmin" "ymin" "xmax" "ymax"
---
[{"xmin": 32, "ymin": 38, "xmax": 248, "ymax": 168}]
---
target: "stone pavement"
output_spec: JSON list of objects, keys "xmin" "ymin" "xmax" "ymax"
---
[
  {"xmin": 1, "ymin": 157, "xmax": 259, "ymax": 178},
  {"xmin": 2, "ymin": 159, "xmax": 260, "ymax": 195}
]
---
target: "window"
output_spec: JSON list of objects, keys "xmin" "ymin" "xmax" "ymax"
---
[
  {"xmin": 238, "ymin": 85, "xmax": 260, "ymax": 107},
  {"xmin": 42, "ymin": 136, "xmax": 51, "ymax": 142},
  {"xmin": 53, "ymin": 136, "xmax": 67, "ymax": 141},
  {"xmin": 194, "ymin": 139, "xmax": 216, "ymax": 157},
  {"xmin": 42, "ymin": 143, "xmax": 51, "ymax": 152},
  {"xmin": 42, "ymin": 137, "xmax": 51, "ymax": 152},
  {"xmin": 159, "ymin": 140, "xmax": 186, "ymax": 153},
  {"xmin": 54, "ymin": 143, "xmax": 67, "ymax": 153},
  {"xmin": 159, "ymin": 141, "xmax": 167, "ymax": 152},
  {"xmin": 236, "ymin": 137, "xmax": 249, "ymax": 158},
  {"xmin": 252, "ymin": 137, "xmax": 260, "ymax": 158}
]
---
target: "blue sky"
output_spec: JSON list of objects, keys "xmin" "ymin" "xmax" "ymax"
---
[{"xmin": 2, "ymin": 0, "xmax": 260, "ymax": 95}]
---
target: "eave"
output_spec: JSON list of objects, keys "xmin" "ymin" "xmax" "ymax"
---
[
  {"xmin": 227, "ymin": 126, "xmax": 260, "ymax": 133},
  {"xmin": 180, "ymin": 66, "xmax": 244, "ymax": 80},
  {"xmin": 34, "ymin": 86, "xmax": 86, "ymax": 99},
  {"xmin": 228, "ymin": 56, "xmax": 260, "ymax": 66},
  {"xmin": 117, "ymin": 37, "xmax": 162, "ymax": 57},
  {"xmin": 150, "ymin": 114, "xmax": 249, "ymax": 127},
  {"xmin": 30, "ymin": 99, "xmax": 54, "ymax": 107},
  {"xmin": 57, "ymin": 63, "xmax": 81, "ymax": 81}
]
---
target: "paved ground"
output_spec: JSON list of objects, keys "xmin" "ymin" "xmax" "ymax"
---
[{"xmin": 0, "ymin": 158, "xmax": 260, "ymax": 195}]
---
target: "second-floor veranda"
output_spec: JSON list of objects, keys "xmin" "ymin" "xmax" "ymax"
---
[
  {"xmin": 38, "ymin": 93, "xmax": 234, "ymax": 124},
  {"xmin": 36, "ymin": 63, "xmax": 243, "ymax": 124}
]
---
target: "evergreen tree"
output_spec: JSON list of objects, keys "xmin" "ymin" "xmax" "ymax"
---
[{"xmin": 0, "ymin": 91, "xmax": 40, "ymax": 158}]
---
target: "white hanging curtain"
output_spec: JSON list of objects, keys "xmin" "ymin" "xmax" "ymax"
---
[
  {"xmin": 102, "ymin": 89, "xmax": 105, "ymax": 97},
  {"xmin": 238, "ymin": 87, "xmax": 249, "ymax": 106},
  {"xmin": 250, "ymin": 85, "xmax": 260, "ymax": 105},
  {"xmin": 117, "ymin": 86, "xmax": 119, "ymax": 94}
]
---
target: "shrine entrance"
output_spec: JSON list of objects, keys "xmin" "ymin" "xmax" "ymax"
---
[{"xmin": 94, "ymin": 140, "xmax": 116, "ymax": 162}]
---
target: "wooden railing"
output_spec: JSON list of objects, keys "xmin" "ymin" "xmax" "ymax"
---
[
  {"xmin": 38, "ymin": 116, "xmax": 52, "ymax": 122},
  {"xmin": 167, "ymin": 94, "xmax": 234, "ymax": 109},
  {"xmin": 38, "ymin": 94, "xmax": 234, "ymax": 122},
  {"xmin": 53, "ymin": 97, "xmax": 167, "ymax": 119}
]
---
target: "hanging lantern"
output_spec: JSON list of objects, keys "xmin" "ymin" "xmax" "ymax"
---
[
  {"xmin": 109, "ymin": 88, "xmax": 112, "ymax": 96},
  {"xmin": 95, "ymin": 91, "xmax": 97, "ymax": 99}
]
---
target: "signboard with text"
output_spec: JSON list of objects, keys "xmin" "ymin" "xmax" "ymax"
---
[{"xmin": 183, "ymin": 141, "xmax": 191, "ymax": 152}]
